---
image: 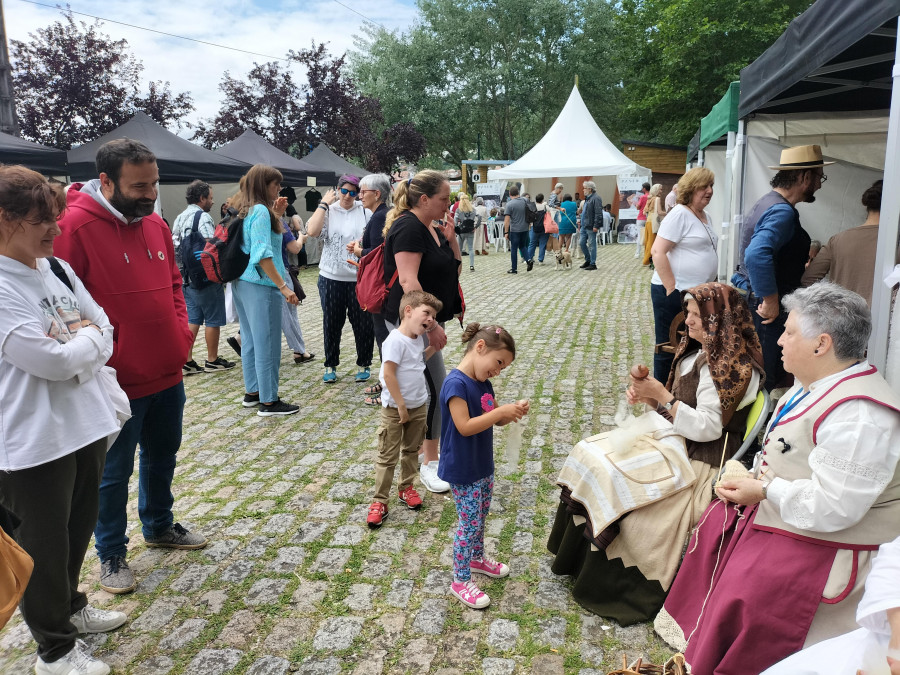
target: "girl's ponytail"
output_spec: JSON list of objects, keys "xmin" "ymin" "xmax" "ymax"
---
[{"xmin": 461, "ymin": 323, "xmax": 516, "ymax": 357}]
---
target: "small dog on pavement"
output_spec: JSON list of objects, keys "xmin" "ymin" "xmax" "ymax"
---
[{"xmin": 555, "ymin": 249, "xmax": 572, "ymax": 270}]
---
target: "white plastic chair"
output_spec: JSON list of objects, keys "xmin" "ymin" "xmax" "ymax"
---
[{"xmin": 492, "ymin": 221, "xmax": 508, "ymax": 252}]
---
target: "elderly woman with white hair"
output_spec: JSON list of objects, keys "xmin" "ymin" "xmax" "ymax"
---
[
  {"xmin": 547, "ymin": 182, "xmax": 564, "ymax": 209},
  {"xmin": 656, "ymin": 281, "xmax": 900, "ymax": 675},
  {"xmin": 473, "ymin": 196, "xmax": 490, "ymax": 255},
  {"xmin": 348, "ymin": 173, "xmax": 393, "ymax": 403}
]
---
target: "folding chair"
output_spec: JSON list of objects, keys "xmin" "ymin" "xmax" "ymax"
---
[{"xmin": 730, "ymin": 389, "xmax": 772, "ymax": 464}]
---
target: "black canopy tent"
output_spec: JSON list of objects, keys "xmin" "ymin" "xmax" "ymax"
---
[
  {"xmin": 215, "ymin": 130, "xmax": 336, "ymax": 186},
  {"xmin": 0, "ymin": 131, "xmax": 68, "ymax": 175},
  {"xmin": 302, "ymin": 144, "xmax": 371, "ymax": 181},
  {"xmin": 739, "ymin": 0, "xmax": 899, "ymax": 117},
  {"xmin": 67, "ymin": 112, "xmax": 250, "ymax": 183},
  {"xmin": 735, "ymin": 0, "xmax": 900, "ymax": 376}
]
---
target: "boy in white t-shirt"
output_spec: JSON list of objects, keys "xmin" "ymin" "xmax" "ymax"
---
[{"xmin": 367, "ymin": 290, "xmax": 444, "ymax": 528}]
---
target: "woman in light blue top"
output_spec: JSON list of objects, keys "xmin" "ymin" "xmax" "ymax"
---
[{"xmin": 232, "ymin": 164, "xmax": 300, "ymax": 416}]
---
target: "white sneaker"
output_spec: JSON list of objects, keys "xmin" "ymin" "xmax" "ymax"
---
[
  {"xmin": 420, "ymin": 461, "xmax": 450, "ymax": 493},
  {"xmin": 70, "ymin": 606, "xmax": 127, "ymax": 634},
  {"xmin": 35, "ymin": 639, "xmax": 110, "ymax": 675}
]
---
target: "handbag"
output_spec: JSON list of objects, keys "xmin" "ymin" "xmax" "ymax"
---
[
  {"xmin": 0, "ymin": 524, "xmax": 33, "ymax": 631},
  {"xmin": 544, "ymin": 210, "xmax": 559, "ymax": 234},
  {"xmin": 288, "ymin": 266, "xmax": 307, "ymax": 302}
]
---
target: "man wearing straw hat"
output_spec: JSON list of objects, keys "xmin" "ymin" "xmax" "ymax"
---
[{"xmin": 733, "ymin": 144, "xmax": 833, "ymax": 391}]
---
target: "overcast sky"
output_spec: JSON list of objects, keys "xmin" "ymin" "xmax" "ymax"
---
[{"xmin": 5, "ymin": 0, "xmax": 418, "ymax": 132}]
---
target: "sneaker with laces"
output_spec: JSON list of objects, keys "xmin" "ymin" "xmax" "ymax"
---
[
  {"xmin": 257, "ymin": 399, "xmax": 300, "ymax": 417},
  {"xmin": 35, "ymin": 639, "xmax": 110, "ymax": 675},
  {"xmin": 99, "ymin": 556, "xmax": 135, "ymax": 594},
  {"xmin": 355, "ymin": 367, "xmax": 371, "ymax": 382},
  {"xmin": 204, "ymin": 357, "xmax": 236, "ymax": 372},
  {"xmin": 182, "ymin": 360, "xmax": 203, "ymax": 376},
  {"xmin": 450, "ymin": 579, "xmax": 490, "ymax": 609},
  {"xmin": 144, "ymin": 523, "xmax": 208, "ymax": 550},
  {"xmin": 323, "ymin": 367, "xmax": 338, "ymax": 384},
  {"xmin": 419, "ymin": 461, "xmax": 450, "ymax": 493},
  {"xmin": 242, "ymin": 392, "xmax": 260, "ymax": 408},
  {"xmin": 398, "ymin": 486, "xmax": 423, "ymax": 510},
  {"xmin": 366, "ymin": 502, "xmax": 388, "ymax": 528},
  {"xmin": 470, "ymin": 557, "xmax": 510, "ymax": 578},
  {"xmin": 70, "ymin": 606, "xmax": 127, "ymax": 634}
]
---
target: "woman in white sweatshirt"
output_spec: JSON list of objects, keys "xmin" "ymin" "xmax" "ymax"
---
[{"xmin": 0, "ymin": 166, "xmax": 125, "ymax": 675}]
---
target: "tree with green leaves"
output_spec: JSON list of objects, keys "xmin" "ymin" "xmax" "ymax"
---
[
  {"xmin": 615, "ymin": 0, "xmax": 815, "ymax": 144},
  {"xmin": 11, "ymin": 11, "xmax": 193, "ymax": 150},
  {"xmin": 351, "ymin": 0, "xmax": 622, "ymax": 165}
]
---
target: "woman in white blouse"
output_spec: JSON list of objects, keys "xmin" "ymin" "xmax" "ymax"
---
[
  {"xmin": 650, "ymin": 167, "xmax": 718, "ymax": 382},
  {"xmin": 0, "ymin": 166, "xmax": 124, "ymax": 674},
  {"xmin": 657, "ymin": 282, "xmax": 900, "ymax": 675}
]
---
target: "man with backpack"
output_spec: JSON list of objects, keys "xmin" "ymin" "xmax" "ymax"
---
[{"xmin": 172, "ymin": 180, "xmax": 235, "ymax": 375}]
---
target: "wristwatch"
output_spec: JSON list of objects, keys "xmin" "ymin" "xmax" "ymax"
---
[{"xmin": 661, "ymin": 395, "xmax": 676, "ymax": 411}]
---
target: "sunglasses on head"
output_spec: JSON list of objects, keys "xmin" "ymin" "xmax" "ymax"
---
[{"xmin": 340, "ymin": 187, "xmax": 358, "ymax": 197}]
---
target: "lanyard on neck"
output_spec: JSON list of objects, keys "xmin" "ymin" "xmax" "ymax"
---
[{"xmin": 770, "ymin": 388, "xmax": 810, "ymax": 429}]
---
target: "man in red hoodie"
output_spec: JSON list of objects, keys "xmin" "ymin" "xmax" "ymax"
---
[{"xmin": 55, "ymin": 138, "xmax": 207, "ymax": 594}]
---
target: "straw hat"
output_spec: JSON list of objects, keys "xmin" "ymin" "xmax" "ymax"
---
[{"xmin": 768, "ymin": 144, "xmax": 835, "ymax": 170}]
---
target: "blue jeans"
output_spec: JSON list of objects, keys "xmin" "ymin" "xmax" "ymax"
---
[
  {"xmin": 458, "ymin": 232, "xmax": 475, "ymax": 268},
  {"xmin": 651, "ymin": 282, "xmax": 683, "ymax": 383},
  {"xmin": 95, "ymin": 382, "xmax": 185, "ymax": 561},
  {"xmin": 508, "ymin": 231, "xmax": 529, "ymax": 271},
  {"xmin": 233, "ymin": 279, "xmax": 283, "ymax": 403},
  {"xmin": 579, "ymin": 226, "xmax": 597, "ymax": 264},
  {"xmin": 527, "ymin": 231, "xmax": 550, "ymax": 262},
  {"xmin": 751, "ymin": 297, "xmax": 789, "ymax": 391}
]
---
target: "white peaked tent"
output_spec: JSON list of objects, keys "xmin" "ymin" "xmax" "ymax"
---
[{"xmin": 488, "ymin": 86, "xmax": 650, "ymax": 180}]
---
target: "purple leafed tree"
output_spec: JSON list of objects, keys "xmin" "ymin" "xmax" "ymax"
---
[{"xmin": 11, "ymin": 12, "xmax": 194, "ymax": 150}]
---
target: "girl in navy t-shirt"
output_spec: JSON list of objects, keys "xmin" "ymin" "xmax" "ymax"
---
[{"xmin": 438, "ymin": 323, "xmax": 530, "ymax": 609}]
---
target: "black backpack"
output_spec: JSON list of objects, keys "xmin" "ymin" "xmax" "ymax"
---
[
  {"xmin": 456, "ymin": 212, "xmax": 476, "ymax": 234},
  {"xmin": 181, "ymin": 210, "xmax": 213, "ymax": 289},
  {"xmin": 525, "ymin": 201, "xmax": 540, "ymax": 225}
]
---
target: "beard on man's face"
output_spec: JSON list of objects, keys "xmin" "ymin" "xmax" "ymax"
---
[{"xmin": 109, "ymin": 183, "xmax": 156, "ymax": 218}]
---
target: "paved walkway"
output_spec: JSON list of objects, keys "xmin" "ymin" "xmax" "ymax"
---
[{"xmin": 0, "ymin": 243, "xmax": 674, "ymax": 674}]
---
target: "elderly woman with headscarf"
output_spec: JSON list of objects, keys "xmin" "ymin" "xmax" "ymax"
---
[
  {"xmin": 548, "ymin": 282, "xmax": 763, "ymax": 626},
  {"xmin": 656, "ymin": 281, "xmax": 900, "ymax": 675},
  {"xmin": 307, "ymin": 174, "xmax": 374, "ymax": 384},
  {"xmin": 347, "ymin": 173, "xmax": 393, "ymax": 404}
]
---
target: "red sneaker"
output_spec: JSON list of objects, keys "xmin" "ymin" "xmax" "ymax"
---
[
  {"xmin": 398, "ymin": 486, "xmax": 423, "ymax": 510},
  {"xmin": 366, "ymin": 502, "xmax": 388, "ymax": 528}
]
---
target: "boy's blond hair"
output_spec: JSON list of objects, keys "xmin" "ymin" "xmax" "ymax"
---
[{"xmin": 399, "ymin": 290, "xmax": 443, "ymax": 317}]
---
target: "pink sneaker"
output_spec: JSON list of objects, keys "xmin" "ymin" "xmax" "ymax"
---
[
  {"xmin": 450, "ymin": 579, "xmax": 490, "ymax": 609},
  {"xmin": 470, "ymin": 558, "xmax": 509, "ymax": 578}
]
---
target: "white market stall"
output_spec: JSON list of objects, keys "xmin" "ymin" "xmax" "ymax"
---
[
  {"xmin": 732, "ymin": 0, "xmax": 900, "ymax": 382},
  {"xmin": 488, "ymin": 85, "xmax": 650, "ymax": 241}
]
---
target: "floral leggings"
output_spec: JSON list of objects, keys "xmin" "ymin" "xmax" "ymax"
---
[{"xmin": 450, "ymin": 475, "xmax": 494, "ymax": 581}]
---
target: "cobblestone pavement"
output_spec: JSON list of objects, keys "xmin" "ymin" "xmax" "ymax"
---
[{"xmin": 1, "ymin": 243, "xmax": 674, "ymax": 674}]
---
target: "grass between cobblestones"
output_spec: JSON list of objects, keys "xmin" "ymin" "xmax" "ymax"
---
[{"xmin": 0, "ymin": 244, "xmax": 676, "ymax": 674}]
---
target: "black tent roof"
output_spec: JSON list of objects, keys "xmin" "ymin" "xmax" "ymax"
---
[
  {"xmin": 740, "ymin": 0, "xmax": 900, "ymax": 117},
  {"xmin": 67, "ymin": 112, "xmax": 250, "ymax": 183},
  {"xmin": 215, "ymin": 130, "xmax": 336, "ymax": 186},
  {"xmin": 0, "ymin": 131, "xmax": 68, "ymax": 175},
  {"xmin": 302, "ymin": 144, "xmax": 371, "ymax": 181}
]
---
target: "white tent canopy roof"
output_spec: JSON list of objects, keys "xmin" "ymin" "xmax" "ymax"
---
[{"xmin": 488, "ymin": 86, "xmax": 649, "ymax": 179}]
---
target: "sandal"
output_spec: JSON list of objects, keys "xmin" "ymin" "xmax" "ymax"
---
[
  {"xmin": 364, "ymin": 383, "xmax": 383, "ymax": 396},
  {"xmin": 364, "ymin": 395, "xmax": 382, "ymax": 406},
  {"xmin": 294, "ymin": 352, "xmax": 316, "ymax": 364}
]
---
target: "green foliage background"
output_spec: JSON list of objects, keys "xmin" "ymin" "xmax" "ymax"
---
[{"xmin": 351, "ymin": 0, "xmax": 815, "ymax": 165}]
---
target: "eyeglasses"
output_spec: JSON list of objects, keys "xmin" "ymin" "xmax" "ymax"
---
[
  {"xmin": 819, "ymin": 174, "xmax": 828, "ymax": 183},
  {"xmin": 340, "ymin": 187, "xmax": 358, "ymax": 197},
  {"xmin": 358, "ymin": 189, "xmax": 376, "ymax": 195}
]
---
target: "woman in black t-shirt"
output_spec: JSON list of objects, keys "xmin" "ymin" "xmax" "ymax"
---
[{"xmin": 382, "ymin": 170, "xmax": 461, "ymax": 493}]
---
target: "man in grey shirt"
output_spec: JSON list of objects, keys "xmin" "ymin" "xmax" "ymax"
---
[{"xmin": 503, "ymin": 185, "xmax": 531, "ymax": 273}]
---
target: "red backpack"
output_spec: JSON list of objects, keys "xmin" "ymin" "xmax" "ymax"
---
[
  {"xmin": 355, "ymin": 243, "xmax": 398, "ymax": 314},
  {"xmin": 200, "ymin": 212, "xmax": 250, "ymax": 284}
]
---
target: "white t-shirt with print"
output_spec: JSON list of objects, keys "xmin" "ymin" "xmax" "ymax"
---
[
  {"xmin": 317, "ymin": 202, "xmax": 371, "ymax": 282},
  {"xmin": 651, "ymin": 204, "xmax": 718, "ymax": 289},
  {"xmin": 378, "ymin": 329, "xmax": 428, "ymax": 409}
]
